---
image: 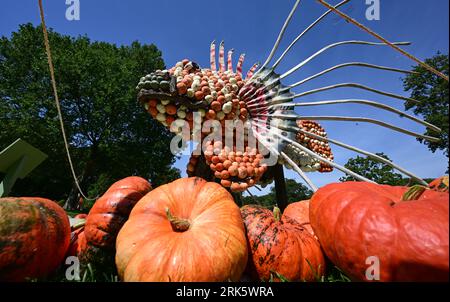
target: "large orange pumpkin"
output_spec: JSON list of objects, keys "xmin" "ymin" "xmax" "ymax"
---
[
  {"xmin": 283, "ymin": 200, "xmax": 315, "ymax": 237},
  {"xmin": 115, "ymin": 177, "xmax": 248, "ymax": 282},
  {"xmin": 241, "ymin": 205, "xmax": 326, "ymax": 282},
  {"xmin": 84, "ymin": 176, "xmax": 152, "ymax": 249},
  {"xmin": 0, "ymin": 197, "xmax": 71, "ymax": 281},
  {"xmin": 310, "ymin": 182, "xmax": 449, "ymax": 282}
]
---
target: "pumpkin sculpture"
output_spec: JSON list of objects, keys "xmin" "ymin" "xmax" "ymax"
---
[
  {"xmin": 241, "ymin": 205, "xmax": 326, "ymax": 282},
  {"xmin": 84, "ymin": 176, "xmax": 152, "ymax": 249},
  {"xmin": 116, "ymin": 177, "xmax": 248, "ymax": 282},
  {"xmin": 310, "ymin": 182, "xmax": 449, "ymax": 282},
  {"xmin": 0, "ymin": 197, "xmax": 71, "ymax": 281}
]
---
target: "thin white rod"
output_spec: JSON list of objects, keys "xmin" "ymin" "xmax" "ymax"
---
[
  {"xmin": 280, "ymin": 151, "xmax": 319, "ymax": 191},
  {"xmin": 282, "ymin": 62, "xmax": 416, "ymax": 91},
  {"xmin": 280, "ymin": 41, "xmax": 411, "ymax": 80},
  {"xmin": 248, "ymin": 81, "xmax": 421, "ymax": 111},
  {"xmin": 272, "ymin": 0, "xmax": 350, "ymax": 69},
  {"xmin": 290, "ymin": 83, "xmax": 420, "ymax": 104},
  {"xmin": 252, "ymin": 121, "xmax": 376, "ymax": 183},
  {"xmin": 252, "ymin": 126, "xmax": 319, "ymax": 191},
  {"xmin": 255, "ymin": 114, "xmax": 441, "ymax": 142},
  {"xmin": 255, "ymin": 118, "xmax": 427, "ymax": 185},
  {"xmin": 269, "ymin": 99, "xmax": 441, "ymax": 132},
  {"xmin": 260, "ymin": 0, "xmax": 302, "ymax": 71}
]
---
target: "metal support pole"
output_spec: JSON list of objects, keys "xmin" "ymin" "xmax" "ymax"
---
[{"xmin": 273, "ymin": 163, "xmax": 288, "ymax": 212}]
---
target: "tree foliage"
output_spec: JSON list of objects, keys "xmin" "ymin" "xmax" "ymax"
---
[
  {"xmin": 0, "ymin": 24, "xmax": 180, "ymax": 209},
  {"xmin": 339, "ymin": 153, "xmax": 405, "ymax": 185},
  {"xmin": 242, "ymin": 178, "xmax": 313, "ymax": 207},
  {"xmin": 403, "ymin": 53, "xmax": 449, "ymax": 172}
]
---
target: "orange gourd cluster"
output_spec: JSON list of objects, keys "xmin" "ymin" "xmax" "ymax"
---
[
  {"xmin": 296, "ymin": 120, "xmax": 334, "ymax": 172},
  {"xmin": 198, "ymin": 141, "xmax": 268, "ymax": 192},
  {"xmin": 172, "ymin": 60, "xmax": 248, "ymax": 118}
]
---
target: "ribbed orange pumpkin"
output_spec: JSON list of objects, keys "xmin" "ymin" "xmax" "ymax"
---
[
  {"xmin": 67, "ymin": 228, "xmax": 88, "ymax": 258},
  {"xmin": 241, "ymin": 205, "xmax": 326, "ymax": 282},
  {"xmin": 429, "ymin": 176, "xmax": 449, "ymax": 192},
  {"xmin": 310, "ymin": 182, "xmax": 449, "ymax": 281},
  {"xmin": 0, "ymin": 197, "xmax": 71, "ymax": 281},
  {"xmin": 84, "ymin": 176, "xmax": 152, "ymax": 249},
  {"xmin": 283, "ymin": 200, "xmax": 315, "ymax": 237},
  {"xmin": 115, "ymin": 177, "xmax": 248, "ymax": 282}
]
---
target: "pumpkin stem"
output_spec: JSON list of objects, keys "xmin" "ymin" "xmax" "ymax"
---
[
  {"xmin": 273, "ymin": 207, "xmax": 281, "ymax": 222},
  {"xmin": 402, "ymin": 185, "xmax": 428, "ymax": 201},
  {"xmin": 165, "ymin": 208, "xmax": 190, "ymax": 232}
]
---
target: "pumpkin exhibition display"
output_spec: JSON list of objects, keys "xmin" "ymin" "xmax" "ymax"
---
[
  {"xmin": 283, "ymin": 200, "xmax": 315, "ymax": 237},
  {"xmin": 84, "ymin": 176, "xmax": 152, "ymax": 249},
  {"xmin": 115, "ymin": 177, "xmax": 248, "ymax": 282},
  {"xmin": 135, "ymin": 1, "xmax": 442, "ymax": 195},
  {"xmin": 0, "ymin": 197, "xmax": 71, "ymax": 281},
  {"xmin": 0, "ymin": 0, "xmax": 447, "ymax": 283},
  {"xmin": 241, "ymin": 205, "xmax": 325, "ymax": 282},
  {"xmin": 309, "ymin": 182, "xmax": 449, "ymax": 282},
  {"xmin": 70, "ymin": 177, "xmax": 152, "ymax": 266}
]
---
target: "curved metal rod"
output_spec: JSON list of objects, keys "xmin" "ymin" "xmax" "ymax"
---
[
  {"xmin": 248, "ymin": 80, "xmax": 416, "ymax": 108},
  {"xmin": 280, "ymin": 41, "xmax": 411, "ymax": 80},
  {"xmin": 252, "ymin": 120, "xmax": 376, "ymax": 183},
  {"xmin": 269, "ymin": 99, "xmax": 441, "ymax": 132},
  {"xmin": 281, "ymin": 62, "xmax": 416, "ymax": 91},
  {"xmin": 246, "ymin": 91, "xmax": 279, "ymax": 109},
  {"xmin": 280, "ymin": 151, "xmax": 319, "ymax": 191},
  {"xmin": 254, "ymin": 118, "xmax": 427, "ymax": 185},
  {"xmin": 254, "ymin": 113, "xmax": 441, "ymax": 142},
  {"xmin": 272, "ymin": 0, "xmax": 349, "ymax": 69},
  {"xmin": 258, "ymin": 0, "xmax": 302, "ymax": 73},
  {"xmin": 252, "ymin": 126, "xmax": 319, "ymax": 191},
  {"xmin": 249, "ymin": 81, "xmax": 421, "ymax": 111},
  {"xmin": 291, "ymin": 83, "xmax": 419, "ymax": 104}
]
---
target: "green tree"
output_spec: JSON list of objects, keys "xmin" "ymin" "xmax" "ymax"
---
[
  {"xmin": 243, "ymin": 178, "xmax": 313, "ymax": 207},
  {"xmin": 339, "ymin": 153, "xmax": 405, "ymax": 185},
  {"xmin": 403, "ymin": 53, "xmax": 449, "ymax": 173},
  {"xmin": 0, "ymin": 24, "xmax": 180, "ymax": 210}
]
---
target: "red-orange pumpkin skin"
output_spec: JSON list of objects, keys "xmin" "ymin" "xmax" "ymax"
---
[
  {"xmin": 429, "ymin": 176, "xmax": 449, "ymax": 192},
  {"xmin": 67, "ymin": 228, "xmax": 88, "ymax": 257},
  {"xmin": 84, "ymin": 176, "xmax": 152, "ymax": 249},
  {"xmin": 310, "ymin": 182, "xmax": 449, "ymax": 282},
  {"xmin": 116, "ymin": 177, "xmax": 248, "ymax": 282},
  {"xmin": 283, "ymin": 200, "xmax": 315, "ymax": 237},
  {"xmin": 0, "ymin": 197, "xmax": 71, "ymax": 281},
  {"xmin": 241, "ymin": 205, "xmax": 326, "ymax": 282},
  {"xmin": 74, "ymin": 214, "xmax": 88, "ymax": 219}
]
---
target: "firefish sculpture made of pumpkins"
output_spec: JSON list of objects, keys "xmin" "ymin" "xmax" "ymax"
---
[{"xmin": 135, "ymin": 0, "xmax": 441, "ymax": 193}]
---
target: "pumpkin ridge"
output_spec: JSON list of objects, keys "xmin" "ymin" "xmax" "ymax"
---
[
  {"xmin": 326, "ymin": 190, "xmax": 361, "ymax": 269},
  {"xmin": 0, "ymin": 197, "xmax": 70, "ymax": 281},
  {"xmin": 309, "ymin": 182, "xmax": 449, "ymax": 281},
  {"xmin": 126, "ymin": 232, "xmax": 178, "ymax": 281},
  {"xmin": 117, "ymin": 178, "xmax": 247, "ymax": 281}
]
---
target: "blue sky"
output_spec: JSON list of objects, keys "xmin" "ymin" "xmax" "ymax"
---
[{"xmin": 1, "ymin": 0, "xmax": 448, "ymax": 194}]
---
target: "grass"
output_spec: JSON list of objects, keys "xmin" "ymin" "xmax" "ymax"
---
[
  {"xmin": 323, "ymin": 266, "xmax": 351, "ymax": 282},
  {"xmin": 66, "ymin": 210, "xmax": 86, "ymax": 217},
  {"xmin": 30, "ymin": 265, "xmax": 350, "ymax": 283}
]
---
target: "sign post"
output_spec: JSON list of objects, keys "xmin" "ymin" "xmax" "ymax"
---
[{"xmin": 0, "ymin": 139, "xmax": 47, "ymax": 197}]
